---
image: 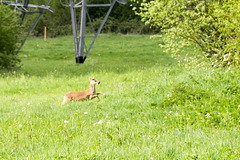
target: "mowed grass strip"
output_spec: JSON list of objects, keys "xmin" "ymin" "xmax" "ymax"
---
[{"xmin": 0, "ymin": 34, "xmax": 240, "ymax": 159}]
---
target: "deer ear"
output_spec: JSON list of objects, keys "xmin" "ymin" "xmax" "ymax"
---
[
  {"xmin": 89, "ymin": 77, "xmax": 92, "ymax": 80},
  {"xmin": 92, "ymin": 76, "xmax": 95, "ymax": 79}
]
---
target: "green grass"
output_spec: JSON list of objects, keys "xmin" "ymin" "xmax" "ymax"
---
[{"xmin": 0, "ymin": 34, "xmax": 240, "ymax": 159}]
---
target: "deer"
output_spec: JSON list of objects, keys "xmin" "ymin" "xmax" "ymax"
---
[{"xmin": 61, "ymin": 77, "xmax": 105, "ymax": 105}]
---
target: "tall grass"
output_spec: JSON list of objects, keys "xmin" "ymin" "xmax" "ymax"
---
[{"xmin": 0, "ymin": 34, "xmax": 240, "ymax": 159}]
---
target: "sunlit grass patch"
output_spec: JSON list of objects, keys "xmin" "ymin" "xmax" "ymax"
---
[{"xmin": 0, "ymin": 34, "xmax": 240, "ymax": 159}]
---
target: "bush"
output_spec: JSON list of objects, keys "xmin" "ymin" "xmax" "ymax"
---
[
  {"xmin": 0, "ymin": 5, "xmax": 22, "ymax": 69},
  {"xmin": 134, "ymin": 0, "xmax": 240, "ymax": 66}
]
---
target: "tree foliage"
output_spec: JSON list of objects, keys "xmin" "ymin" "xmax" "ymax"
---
[
  {"xmin": 0, "ymin": 5, "xmax": 22, "ymax": 69},
  {"xmin": 22, "ymin": 0, "xmax": 156, "ymax": 37},
  {"xmin": 134, "ymin": 0, "xmax": 240, "ymax": 66}
]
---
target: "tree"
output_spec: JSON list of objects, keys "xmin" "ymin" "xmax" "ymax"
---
[
  {"xmin": 24, "ymin": 0, "xmax": 156, "ymax": 36},
  {"xmin": 0, "ymin": 5, "xmax": 22, "ymax": 69},
  {"xmin": 133, "ymin": 0, "xmax": 240, "ymax": 66}
]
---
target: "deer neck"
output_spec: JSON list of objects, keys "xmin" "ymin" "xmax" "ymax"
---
[{"xmin": 90, "ymin": 83, "xmax": 96, "ymax": 94}]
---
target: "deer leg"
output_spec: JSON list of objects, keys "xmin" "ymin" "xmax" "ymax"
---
[
  {"xmin": 89, "ymin": 94, "xmax": 98, "ymax": 100},
  {"xmin": 61, "ymin": 96, "xmax": 70, "ymax": 105},
  {"xmin": 96, "ymin": 93, "xmax": 105, "ymax": 96},
  {"xmin": 96, "ymin": 93, "xmax": 105, "ymax": 101}
]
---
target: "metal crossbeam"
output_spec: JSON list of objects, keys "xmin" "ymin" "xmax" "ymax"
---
[
  {"xmin": 74, "ymin": 4, "xmax": 112, "ymax": 7},
  {"xmin": 3, "ymin": 0, "xmax": 126, "ymax": 62},
  {"xmin": 2, "ymin": 0, "xmax": 55, "ymax": 54},
  {"xmin": 2, "ymin": 1, "xmax": 55, "ymax": 13}
]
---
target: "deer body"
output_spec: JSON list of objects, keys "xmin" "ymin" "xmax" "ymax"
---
[{"xmin": 62, "ymin": 77, "xmax": 104, "ymax": 105}]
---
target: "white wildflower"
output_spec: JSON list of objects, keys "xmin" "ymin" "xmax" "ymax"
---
[
  {"xmin": 19, "ymin": 124, "xmax": 22, "ymax": 128},
  {"xmin": 205, "ymin": 113, "xmax": 210, "ymax": 118},
  {"xmin": 97, "ymin": 120, "xmax": 103, "ymax": 124},
  {"xmin": 22, "ymin": 107, "xmax": 26, "ymax": 112},
  {"xmin": 64, "ymin": 120, "xmax": 69, "ymax": 124},
  {"xmin": 223, "ymin": 54, "xmax": 227, "ymax": 61},
  {"xmin": 84, "ymin": 112, "xmax": 88, "ymax": 115},
  {"xmin": 94, "ymin": 120, "xmax": 103, "ymax": 126}
]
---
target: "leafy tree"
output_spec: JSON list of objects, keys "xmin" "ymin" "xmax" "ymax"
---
[
  {"xmin": 0, "ymin": 5, "xmax": 22, "ymax": 69},
  {"xmin": 133, "ymin": 0, "xmax": 240, "ymax": 66},
  {"xmin": 23, "ymin": 0, "xmax": 156, "ymax": 36}
]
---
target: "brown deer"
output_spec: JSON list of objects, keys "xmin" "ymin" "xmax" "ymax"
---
[{"xmin": 61, "ymin": 77, "xmax": 104, "ymax": 105}]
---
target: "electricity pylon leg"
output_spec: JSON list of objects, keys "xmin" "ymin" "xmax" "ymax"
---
[
  {"xmin": 68, "ymin": 0, "xmax": 126, "ymax": 64},
  {"xmin": 70, "ymin": 0, "xmax": 79, "ymax": 62},
  {"xmin": 78, "ymin": 0, "xmax": 87, "ymax": 63}
]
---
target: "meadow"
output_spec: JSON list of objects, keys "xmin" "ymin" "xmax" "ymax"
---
[{"xmin": 0, "ymin": 34, "xmax": 240, "ymax": 159}]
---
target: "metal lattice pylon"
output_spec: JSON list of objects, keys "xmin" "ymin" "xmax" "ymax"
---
[
  {"xmin": 62, "ymin": 0, "xmax": 126, "ymax": 63},
  {"xmin": 2, "ymin": 0, "xmax": 55, "ymax": 54},
  {"xmin": 2, "ymin": 0, "xmax": 126, "ymax": 62}
]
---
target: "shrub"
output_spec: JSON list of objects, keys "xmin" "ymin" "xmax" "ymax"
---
[
  {"xmin": 134, "ymin": 0, "xmax": 240, "ymax": 66},
  {"xmin": 0, "ymin": 5, "xmax": 22, "ymax": 69}
]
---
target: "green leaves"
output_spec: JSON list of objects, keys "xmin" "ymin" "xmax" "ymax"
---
[
  {"xmin": 0, "ymin": 5, "xmax": 22, "ymax": 69},
  {"xmin": 133, "ymin": 0, "xmax": 240, "ymax": 66}
]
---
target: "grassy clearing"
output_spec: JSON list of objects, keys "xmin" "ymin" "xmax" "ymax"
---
[{"xmin": 0, "ymin": 34, "xmax": 240, "ymax": 159}]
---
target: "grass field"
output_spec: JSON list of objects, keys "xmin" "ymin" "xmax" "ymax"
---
[{"xmin": 0, "ymin": 34, "xmax": 240, "ymax": 159}]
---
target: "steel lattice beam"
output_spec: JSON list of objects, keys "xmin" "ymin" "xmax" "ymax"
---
[
  {"xmin": 68, "ymin": 0, "xmax": 126, "ymax": 63},
  {"xmin": 2, "ymin": 1, "xmax": 55, "ymax": 13},
  {"xmin": 2, "ymin": 0, "xmax": 55, "ymax": 54},
  {"xmin": 2, "ymin": 0, "xmax": 126, "ymax": 62}
]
